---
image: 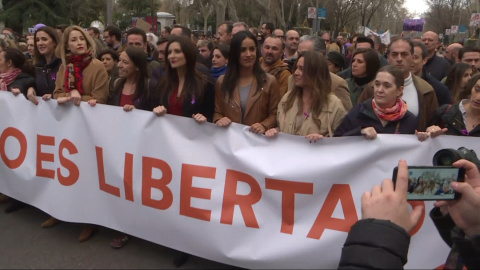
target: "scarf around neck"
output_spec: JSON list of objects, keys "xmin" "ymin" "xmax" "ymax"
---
[
  {"xmin": 211, "ymin": 65, "xmax": 228, "ymax": 80},
  {"xmin": 372, "ymin": 98, "xmax": 408, "ymax": 122},
  {"xmin": 65, "ymin": 51, "xmax": 92, "ymax": 94},
  {"xmin": 0, "ymin": 68, "xmax": 22, "ymax": 91}
]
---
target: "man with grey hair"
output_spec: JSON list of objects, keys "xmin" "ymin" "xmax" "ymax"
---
[
  {"xmin": 232, "ymin": 22, "xmax": 248, "ymax": 35},
  {"xmin": 288, "ymin": 35, "xmax": 352, "ymax": 111},
  {"xmin": 298, "ymin": 35, "xmax": 326, "ymax": 54}
]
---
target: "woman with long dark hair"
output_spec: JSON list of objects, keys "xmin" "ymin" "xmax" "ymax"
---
[
  {"xmin": 214, "ymin": 30, "xmax": 280, "ymax": 133},
  {"xmin": 26, "ymin": 26, "xmax": 61, "ymax": 104},
  {"xmin": 109, "ymin": 47, "xmax": 150, "ymax": 110},
  {"xmin": 152, "ymin": 35, "xmax": 214, "ymax": 123},
  {"xmin": 0, "ymin": 48, "xmax": 35, "ymax": 213},
  {"xmin": 0, "ymin": 48, "xmax": 35, "ymax": 95},
  {"xmin": 445, "ymin": 62, "xmax": 472, "ymax": 103},
  {"xmin": 108, "ymin": 46, "xmax": 150, "ymax": 249},
  {"xmin": 265, "ymin": 51, "xmax": 346, "ymax": 141},
  {"xmin": 419, "ymin": 73, "xmax": 480, "ymax": 138},
  {"xmin": 346, "ymin": 48, "xmax": 380, "ymax": 105}
]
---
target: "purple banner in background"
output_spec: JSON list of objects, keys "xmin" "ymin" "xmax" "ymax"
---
[{"xmin": 403, "ymin": 18, "xmax": 425, "ymax": 31}]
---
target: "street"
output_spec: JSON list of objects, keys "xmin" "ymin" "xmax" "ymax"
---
[{"xmin": 0, "ymin": 202, "xmax": 240, "ymax": 269}]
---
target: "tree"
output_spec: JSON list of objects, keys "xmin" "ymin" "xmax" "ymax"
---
[
  {"xmin": 0, "ymin": 0, "xmax": 69, "ymax": 33},
  {"xmin": 65, "ymin": 0, "xmax": 106, "ymax": 27},
  {"xmin": 197, "ymin": 0, "xmax": 214, "ymax": 34},
  {"xmin": 326, "ymin": 0, "xmax": 358, "ymax": 33},
  {"xmin": 357, "ymin": 0, "xmax": 384, "ymax": 27}
]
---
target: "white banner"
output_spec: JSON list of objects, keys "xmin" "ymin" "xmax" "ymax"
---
[
  {"xmin": 364, "ymin": 27, "xmax": 390, "ymax": 45},
  {"xmin": 0, "ymin": 92, "xmax": 478, "ymax": 269}
]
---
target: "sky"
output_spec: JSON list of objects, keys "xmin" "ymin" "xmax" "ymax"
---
[{"xmin": 404, "ymin": 0, "xmax": 429, "ymax": 17}]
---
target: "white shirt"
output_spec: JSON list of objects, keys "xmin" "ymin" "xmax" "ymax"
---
[{"xmin": 402, "ymin": 73, "xmax": 419, "ymax": 117}]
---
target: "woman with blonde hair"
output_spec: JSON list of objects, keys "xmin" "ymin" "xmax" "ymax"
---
[
  {"xmin": 53, "ymin": 25, "xmax": 108, "ymax": 106},
  {"xmin": 46, "ymin": 25, "xmax": 108, "ymax": 242},
  {"xmin": 265, "ymin": 51, "xmax": 346, "ymax": 142}
]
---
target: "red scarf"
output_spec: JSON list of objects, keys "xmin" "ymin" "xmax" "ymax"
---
[
  {"xmin": 0, "ymin": 68, "xmax": 22, "ymax": 91},
  {"xmin": 64, "ymin": 51, "xmax": 92, "ymax": 94},
  {"xmin": 372, "ymin": 98, "xmax": 408, "ymax": 122}
]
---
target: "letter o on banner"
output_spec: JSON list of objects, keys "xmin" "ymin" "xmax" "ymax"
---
[{"xmin": 0, "ymin": 127, "xmax": 27, "ymax": 169}]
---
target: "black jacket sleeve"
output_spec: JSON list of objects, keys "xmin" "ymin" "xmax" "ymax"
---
[
  {"xmin": 338, "ymin": 219, "xmax": 410, "ymax": 269},
  {"xmin": 430, "ymin": 207, "xmax": 456, "ymax": 247},
  {"xmin": 430, "ymin": 207, "xmax": 480, "ymax": 269}
]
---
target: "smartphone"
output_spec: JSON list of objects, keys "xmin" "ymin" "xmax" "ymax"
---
[{"xmin": 392, "ymin": 166, "xmax": 465, "ymax": 200}]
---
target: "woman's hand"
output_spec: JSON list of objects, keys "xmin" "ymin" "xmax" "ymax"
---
[
  {"xmin": 87, "ymin": 99, "xmax": 97, "ymax": 107},
  {"xmin": 57, "ymin": 97, "xmax": 69, "ymax": 104},
  {"xmin": 434, "ymin": 160, "xmax": 480, "ymax": 238},
  {"xmin": 42, "ymin": 94, "xmax": 52, "ymax": 101},
  {"xmin": 26, "ymin": 87, "xmax": 38, "ymax": 105},
  {"xmin": 67, "ymin": 90, "xmax": 81, "ymax": 106},
  {"xmin": 153, "ymin": 106, "xmax": 167, "ymax": 116},
  {"xmin": 362, "ymin": 160, "xmax": 424, "ymax": 233},
  {"xmin": 124, "ymin": 105, "xmax": 135, "ymax": 112},
  {"xmin": 265, "ymin": 128, "xmax": 279, "ymax": 138},
  {"xmin": 415, "ymin": 130, "xmax": 430, "ymax": 142},
  {"xmin": 11, "ymin": 88, "xmax": 21, "ymax": 96},
  {"xmin": 426, "ymin": 125, "xmax": 448, "ymax": 138},
  {"xmin": 216, "ymin": 117, "xmax": 232, "ymax": 127},
  {"xmin": 361, "ymin": 127, "xmax": 377, "ymax": 140},
  {"xmin": 193, "ymin": 113, "xmax": 207, "ymax": 124},
  {"xmin": 250, "ymin": 123, "xmax": 266, "ymax": 134},
  {"xmin": 305, "ymin": 133, "xmax": 323, "ymax": 143}
]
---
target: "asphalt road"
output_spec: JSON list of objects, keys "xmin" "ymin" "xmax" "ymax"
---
[{"xmin": 0, "ymin": 202, "xmax": 240, "ymax": 269}]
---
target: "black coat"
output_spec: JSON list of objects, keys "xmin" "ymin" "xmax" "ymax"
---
[
  {"xmin": 108, "ymin": 78, "xmax": 154, "ymax": 111},
  {"xmin": 422, "ymin": 69, "xmax": 452, "ymax": 106},
  {"xmin": 10, "ymin": 73, "xmax": 36, "ymax": 97},
  {"xmin": 338, "ymin": 219, "xmax": 410, "ymax": 269},
  {"xmin": 34, "ymin": 57, "xmax": 61, "ymax": 96},
  {"xmin": 429, "ymin": 102, "xmax": 480, "ymax": 137},
  {"xmin": 334, "ymin": 99, "xmax": 418, "ymax": 137},
  {"xmin": 430, "ymin": 207, "xmax": 480, "ymax": 269},
  {"xmin": 156, "ymin": 80, "xmax": 215, "ymax": 123}
]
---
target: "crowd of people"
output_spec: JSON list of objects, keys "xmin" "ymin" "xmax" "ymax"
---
[{"xmin": 0, "ymin": 20, "xmax": 480, "ymax": 268}]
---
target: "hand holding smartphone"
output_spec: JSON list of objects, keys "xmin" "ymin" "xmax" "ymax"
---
[{"xmin": 393, "ymin": 166, "xmax": 465, "ymax": 200}]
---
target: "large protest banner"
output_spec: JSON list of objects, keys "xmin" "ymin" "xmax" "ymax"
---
[{"xmin": 0, "ymin": 92, "xmax": 478, "ymax": 269}]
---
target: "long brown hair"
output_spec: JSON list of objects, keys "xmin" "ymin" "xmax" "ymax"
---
[
  {"xmin": 158, "ymin": 35, "xmax": 207, "ymax": 105},
  {"xmin": 445, "ymin": 62, "xmax": 471, "ymax": 103},
  {"xmin": 284, "ymin": 51, "xmax": 331, "ymax": 128},
  {"xmin": 33, "ymin": 26, "xmax": 59, "ymax": 65}
]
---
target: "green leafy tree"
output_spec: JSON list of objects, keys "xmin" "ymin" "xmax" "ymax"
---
[
  {"xmin": 0, "ymin": 0, "xmax": 69, "ymax": 33},
  {"xmin": 65, "ymin": 0, "xmax": 106, "ymax": 28}
]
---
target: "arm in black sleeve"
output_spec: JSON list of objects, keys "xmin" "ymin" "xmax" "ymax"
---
[{"xmin": 338, "ymin": 219, "xmax": 410, "ymax": 269}]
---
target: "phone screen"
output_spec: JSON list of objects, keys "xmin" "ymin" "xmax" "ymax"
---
[{"xmin": 393, "ymin": 166, "xmax": 465, "ymax": 200}]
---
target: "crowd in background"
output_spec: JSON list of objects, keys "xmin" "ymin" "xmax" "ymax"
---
[{"xmin": 1, "ymin": 19, "xmax": 480, "ymax": 268}]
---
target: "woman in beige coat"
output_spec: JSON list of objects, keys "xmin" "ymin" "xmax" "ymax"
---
[
  {"xmin": 265, "ymin": 51, "xmax": 346, "ymax": 142},
  {"xmin": 46, "ymin": 25, "xmax": 108, "ymax": 242}
]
